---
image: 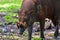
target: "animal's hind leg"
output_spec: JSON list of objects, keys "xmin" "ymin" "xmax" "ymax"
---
[
  {"xmin": 54, "ymin": 25, "xmax": 59, "ymax": 39},
  {"xmin": 54, "ymin": 21, "xmax": 59, "ymax": 39},
  {"xmin": 40, "ymin": 19, "xmax": 45, "ymax": 40},
  {"xmin": 52, "ymin": 18, "xmax": 59, "ymax": 39},
  {"xmin": 28, "ymin": 25, "xmax": 33, "ymax": 40}
]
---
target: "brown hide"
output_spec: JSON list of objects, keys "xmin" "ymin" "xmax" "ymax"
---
[
  {"xmin": 17, "ymin": 0, "xmax": 60, "ymax": 40},
  {"xmin": 17, "ymin": 0, "xmax": 54, "ymax": 27},
  {"xmin": 38, "ymin": 0, "xmax": 54, "ymax": 19},
  {"xmin": 54, "ymin": 0, "xmax": 60, "ymax": 19}
]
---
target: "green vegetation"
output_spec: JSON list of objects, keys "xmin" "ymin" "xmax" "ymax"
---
[
  {"xmin": 0, "ymin": 0, "xmax": 23, "ymax": 12},
  {"xmin": 0, "ymin": 0, "xmax": 23, "ymax": 24},
  {"xmin": 4, "ymin": 13, "xmax": 18, "ymax": 24},
  {"xmin": 0, "ymin": 33, "xmax": 20, "ymax": 39},
  {"xmin": 32, "ymin": 37, "xmax": 41, "ymax": 40}
]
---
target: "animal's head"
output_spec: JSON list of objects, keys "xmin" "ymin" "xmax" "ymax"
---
[
  {"xmin": 16, "ymin": 8, "xmax": 29, "ymax": 29},
  {"xmin": 16, "ymin": 0, "xmax": 37, "ymax": 28}
]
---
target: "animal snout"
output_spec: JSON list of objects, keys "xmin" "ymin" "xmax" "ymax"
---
[{"xmin": 16, "ymin": 21, "xmax": 26, "ymax": 28}]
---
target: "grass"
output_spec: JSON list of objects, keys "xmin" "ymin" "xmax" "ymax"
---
[
  {"xmin": 0, "ymin": 0, "xmax": 23, "ymax": 12},
  {"xmin": 3, "ymin": 12, "xmax": 18, "ymax": 24},
  {"xmin": 32, "ymin": 37, "xmax": 41, "ymax": 40},
  {"xmin": 0, "ymin": 0, "xmax": 23, "ymax": 25},
  {"xmin": 0, "ymin": 0, "xmax": 22, "ymax": 4}
]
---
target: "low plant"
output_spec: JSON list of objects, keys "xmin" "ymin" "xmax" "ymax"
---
[
  {"xmin": 0, "ymin": 0, "xmax": 23, "ymax": 12},
  {"xmin": 32, "ymin": 37, "xmax": 41, "ymax": 40},
  {"xmin": 3, "ymin": 13, "xmax": 18, "ymax": 24}
]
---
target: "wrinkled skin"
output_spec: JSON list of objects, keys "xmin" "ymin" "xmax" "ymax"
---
[{"xmin": 17, "ymin": 0, "xmax": 60, "ymax": 40}]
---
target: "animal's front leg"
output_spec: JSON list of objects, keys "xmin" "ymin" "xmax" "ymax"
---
[
  {"xmin": 28, "ymin": 26, "xmax": 33, "ymax": 40},
  {"xmin": 16, "ymin": 21, "xmax": 25, "ymax": 35},
  {"xmin": 40, "ymin": 20, "xmax": 45, "ymax": 40},
  {"xmin": 19, "ymin": 27, "xmax": 25, "ymax": 35}
]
